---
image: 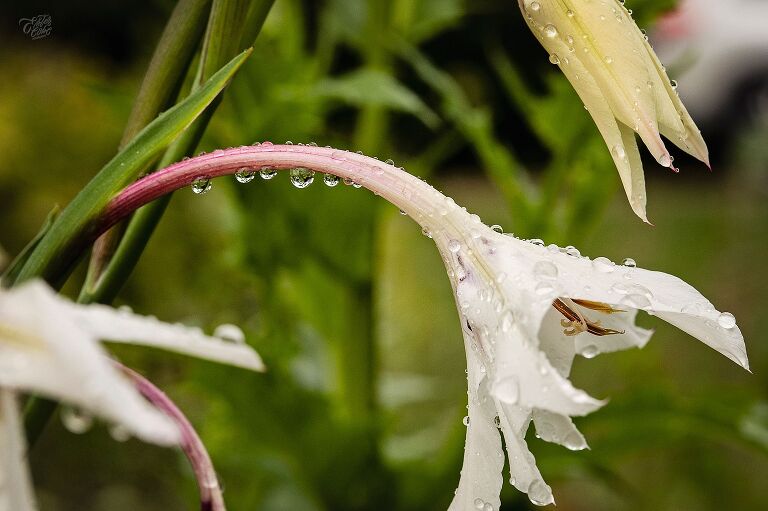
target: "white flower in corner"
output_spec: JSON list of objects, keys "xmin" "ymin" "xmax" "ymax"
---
[
  {"xmin": 518, "ymin": 0, "xmax": 710, "ymax": 222},
  {"xmin": 434, "ymin": 215, "xmax": 747, "ymax": 509},
  {"xmin": 0, "ymin": 280, "xmax": 263, "ymax": 511}
]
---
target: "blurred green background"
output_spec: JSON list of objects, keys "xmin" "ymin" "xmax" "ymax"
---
[{"xmin": 1, "ymin": 0, "xmax": 767, "ymax": 510}]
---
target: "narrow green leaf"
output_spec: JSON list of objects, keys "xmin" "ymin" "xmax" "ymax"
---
[{"xmin": 14, "ymin": 48, "xmax": 253, "ymax": 286}]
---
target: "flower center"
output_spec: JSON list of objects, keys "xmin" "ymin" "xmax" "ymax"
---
[{"xmin": 552, "ymin": 298, "xmax": 625, "ymax": 337}]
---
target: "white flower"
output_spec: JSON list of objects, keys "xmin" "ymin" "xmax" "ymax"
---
[
  {"xmin": 431, "ymin": 213, "xmax": 747, "ymax": 509},
  {"xmin": 0, "ymin": 280, "xmax": 264, "ymax": 511},
  {"xmin": 518, "ymin": 0, "xmax": 710, "ymax": 222}
]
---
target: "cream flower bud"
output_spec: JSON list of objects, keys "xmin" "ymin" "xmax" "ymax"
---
[{"xmin": 518, "ymin": 0, "xmax": 710, "ymax": 222}]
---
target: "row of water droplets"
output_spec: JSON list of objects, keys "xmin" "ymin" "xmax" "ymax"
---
[{"xmin": 189, "ymin": 142, "xmax": 399, "ymax": 195}]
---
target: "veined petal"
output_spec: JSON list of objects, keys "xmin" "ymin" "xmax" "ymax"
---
[
  {"xmin": 0, "ymin": 390, "xmax": 36, "ymax": 511},
  {"xmin": 62, "ymin": 301, "xmax": 264, "ymax": 371}
]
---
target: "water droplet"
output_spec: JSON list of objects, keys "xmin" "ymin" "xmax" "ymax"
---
[
  {"xmin": 527, "ymin": 480, "xmax": 551, "ymax": 506},
  {"xmin": 564, "ymin": 431, "xmax": 585, "ymax": 451},
  {"xmin": 234, "ymin": 167, "xmax": 256, "ymax": 183},
  {"xmin": 501, "ymin": 310, "xmax": 515, "ymax": 332},
  {"xmin": 717, "ymin": 312, "xmax": 736, "ymax": 329},
  {"xmin": 592, "ymin": 256, "xmax": 615, "ymax": 272},
  {"xmin": 323, "ymin": 173, "xmax": 340, "ymax": 187},
  {"xmin": 544, "ymin": 24, "xmax": 558, "ymax": 38},
  {"xmin": 109, "ymin": 424, "xmax": 131, "ymax": 442},
  {"xmin": 581, "ymin": 345, "xmax": 599, "ymax": 359},
  {"xmin": 565, "ymin": 246, "xmax": 581, "ymax": 257},
  {"xmin": 566, "ymin": 9, "xmax": 574, "ymax": 17},
  {"xmin": 61, "ymin": 407, "xmax": 93, "ymax": 434},
  {"xmin": 491, "ymin": 224, "xmax": 504, "ymax": 234},
  {"xmin": 529, "ymin": 238, "xmax": 545, "ymax": 246},
  {"xmin": 670, "ymin": 79, "xmax": 678, "ymax": 90},
  {"xmin": 495, "ymin": 376, "xmax": 519, "ymax": 404},
  {"xmin": 535, "ymin": 282, "xmax": 555, "ymax": 296},
  {"xmin": 622, "ymin": 257, "xmax": 637, "ymax": 267},
  {"xmin": 213, "ymin": 323, "xmax": 246, "ymax": 344},
  {"xmin": 604, "ymin": 56, "xmax": 614, "ymax": 64},
  {"xmin": 484, "ymin": 503, "xmax": 493, "ymax": 511},
  {"xmin": 399, "ymin": 209, "xmax": 407, "ymax": 216},
  {"xmin": 259, "ymin": 167, "xmax": 278, "ymax": 180},
  {"xmin": 533, "ymin": 260, "xmax": 558, "ymax": 280},
  {"xmin": 611, "ymin": 144, "xmax": 627, "ymax": 161},
  {"xmin": 462, "ymin": 415, "xmax": 471, "ymax": 427},
  {"xmin": 448, "ymin": 239, "xmax": 461, "ymax": 253},
  {"xmin": 289, "ymin": 167, "xmax": 315, "ymax": 188},
  {"xmin": 620, "ymin": 293, "xmax": 652, "ymax": 310},
  {"xmin": 191, "ymin": 176, "xmax": 212, "ymax": 194},
  {"xmin": 385, "ymin": 158, "xmax": 395, "ymax": 165},
  {"xmin": 529, "ymin": 1, "xmax": 541, "ymax": 12},
  {"xmin": 474, "ymin": 498, "xmax": 485, "ymax": 509},
  {"xmin": 549, "ymin": 54, "xmax": 560, "ymax": 65}
]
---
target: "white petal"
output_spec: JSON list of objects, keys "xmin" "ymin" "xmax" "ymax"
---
[
  {"xmin": 0, "ymin": 390, "xmax": 36, "ymax": 511},
  {"xmin": 494, "ymin": 400, "xmax": 555, "ymax": 506},
  {"xmin": 532, "ymin": 409, "xmax": 588, "ymax": 451},
  {"xmin": 0, "ymin": 282, "xmax": 180, "ymax": 445},
  {"xmin": 449, "ymin": 345, "xmax": 504, "ymax": 511},
  {"xmin": 497, "ymin": 240, "xmax": 748, "ymax": 369},
  {"xmin": 60, "ymin": 297, "xmax": 264, "ymax": 372}
]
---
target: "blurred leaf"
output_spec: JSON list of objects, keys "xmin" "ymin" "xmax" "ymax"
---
[
  {"xmin": 15, "ymin": 49, "xmax": 253, "ymax": 286},
  {"xmin": 312, "ymin": 69, "xmax": 440, "ymax": 128}
]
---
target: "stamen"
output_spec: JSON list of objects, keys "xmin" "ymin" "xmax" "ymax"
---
[{"xmin": 552, "ymin": 298, "xmax": 625, "ymax": 337}]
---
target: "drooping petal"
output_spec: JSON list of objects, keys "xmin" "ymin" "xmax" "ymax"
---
[
  {"xmin": 0, "ymin": 390, "xmax": 36, "ymax": 511},
  {"xmin": 448, "ymin": 343, "xmax": 504, "ymax": 511},
  {"xmin": 494, "ymin": 400, "xmax": 554, "ymax": 506},
  {"xmin": 62, "ymin": 301, "xmax": 264, "ymax": 371}
]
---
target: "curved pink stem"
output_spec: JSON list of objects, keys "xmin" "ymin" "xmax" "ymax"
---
[
  {"xmin": 118, "ymin": 364, "xmax": 225, "ymax": 511},
  {"xmin": 101, "ymin": 143, "xmax": 444, "ymax": 237}
]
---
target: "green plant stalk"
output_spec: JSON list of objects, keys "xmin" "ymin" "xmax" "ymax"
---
[
  {"xmin": 81, "ymin": 0, "xmax": 276, "ymax": 305},
  {"xmin": 13, "ymin": 49, "xmax": 252, "ymax": 288},
  {"xmin": 85, "ymin": 0, "xmax": 213, "ymax": 289}
]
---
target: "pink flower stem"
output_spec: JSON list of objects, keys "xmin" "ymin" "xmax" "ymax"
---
[
  {"xmin": 100, "ymin": 143, "xmax": 451, "ymax": 240},
  {"xmin": 118, "ymin": 364, "xmax": 225, "ymax": 511}
]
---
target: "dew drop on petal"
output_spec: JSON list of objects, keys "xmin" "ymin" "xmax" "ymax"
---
[
  {"xmin": 529, "ymin": 238, "xmax": 545, "ymax": 246},
  {"xmin": 533, "ymin": 260, "xmax": 558, "ymax": 280},
  {"xmin": 323, "ymin": 173, "xmax": 340, "ymax": 187},
  {"xmin": 565, "ymin": 246, "xmax": 581, "ymax": 257},
  {"xmin": 544, "ymin": 24, "xmax": 558, "ymax": 38},
  {"xmin": 109, "ymin": 424, "xmax": 131, "ymax": 442},
  {"xmin": 191, "ymin": 176, "xmax": 212, "ymax": 194},
  {"xmin": 484, "ymin": 503, "xmax": 493, "ymax": 511},
  {"xmin": 213, "ymin": 323, "xmax": 246, "ymax": 344},
  {"xmin": 529, "ymin": 1, "xmax": 541, "ymax": 12},
  {"xmin": 527, "ymin": 480, "xmax": 551, "ymax": 506},
  {"xmin": 61, "ymin": 407, "xmax": 93, "ymax": 434},
  {"xmin": 462, "ymin": 415, "xmax": 471, "ymax": 427},
  {"xmin": 234, "ymin": 167, "xmax": 256, "ymax": 183},
  {"xmin": 622, "ymin": 257, "xmax": 637, "ymax": 267},
  {"xmin": 474, "ymin": 498, "xmax": 485, "ymax": 510},
  {"xmin": 620, "ymin": 293, "xmax": 651, "ymax": 310},
  {"xmin": 495, "ymin": 376, "xmax": 519, "ymax": 404},
  {"xmin": 592, "ymin": 256, "xmax": 615, "ymax": 272},
  {"xmin": 564, "ymin": 431, "xmax": 585, "ymax": 451},
  {"xmin": 289, "ymin": 167, "xmax": 315, "ymax": 188},
  {"xmin": 717, "ymin": 312, "xmax": 736, "ymax": 329},
  {"xmin": 491, "ymin": 224, "xmax": 504, "ymax": 234},
  {"xmin": 448, "ymin": 239, "xmax": 461, "ymax": 253},
  {"xmin": 259, "ymin": 167, "xmax": 278, "ymax": 180},
  {"xmin": 581, "ymin": 345, "xmax": 599, "ymax": 359}
]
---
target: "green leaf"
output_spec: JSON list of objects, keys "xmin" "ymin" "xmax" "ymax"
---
[
  {"xmin": 312, "ymin": 69, "xmax": 440, "ymax": 128},
  {"xmin": 14, "ymin": 48, "xmax": 253, "ymax": 287}
]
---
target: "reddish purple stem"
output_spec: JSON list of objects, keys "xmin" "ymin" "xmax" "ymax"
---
[
  {"xmin": 100, "ymin": 143, "xmax": 438, "ymax": 239},
  {"xmin": 118, "ymin": 364, "xmax": 225, "ymax": 511}
]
